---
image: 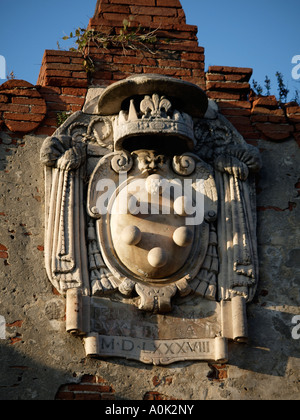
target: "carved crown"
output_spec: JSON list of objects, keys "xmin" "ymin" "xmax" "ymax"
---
[
  {"xmin": 113, "ymin": 93, "xmax": 195, "ymax": 151},
  {"xmin": 96, "ymin": 74, "xmax": 208, "ymax": 152}
]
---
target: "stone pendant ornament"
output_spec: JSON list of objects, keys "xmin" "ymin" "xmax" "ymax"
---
[{"xmin": 40, "ymin": 74, "xmax": 261, "ymax": 365}]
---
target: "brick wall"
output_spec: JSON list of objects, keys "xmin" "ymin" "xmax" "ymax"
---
[
  {"xmin": 206, "ymin": 66, "xmax": 300, "ymax": 147},
  {"xmin": 87, "ymin": 0, "xmax": 205, "ymax": 87},
  {"xmin": 55, "ymin": 375, "xmax": 116, "ymax": 400},
  {"xmin": 0, "ymin": 0, "xmax": 299, "ymax": 145}
]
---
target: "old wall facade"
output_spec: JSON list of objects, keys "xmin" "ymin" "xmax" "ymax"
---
[{"xmin": 0, "ymin": 0, "xmax": 299, "ymax": 400}]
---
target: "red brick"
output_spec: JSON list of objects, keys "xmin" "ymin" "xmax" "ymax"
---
[
  {"xmin": 156, "ymin": 0, "xmax": 182, "ymax": 6},
  {"xmin": 154, "ymin": 39, "xmax": 199, "ymax": 51},
  {"xmin": 208, "ymin": 65, "xmax": 253, "ymax": 75},
  {"xmin": 38, "ymin": 86, "xmax": 61, "ymax": 95},
  {"xmin": 129, "ymin": 6, "xmax": 178, "ymax": 17},
  {"xmin": 152, "ymin": 15, "xmax": 182, "ymax": 26},
  {"xmin": 207, "ymin": 91, "xmax": 242, "ymax": 101},
  {"xmin": 0, "ymin": 94, "xmax": 8, "ymax": 103},
  {"xmin": 71, "ymin": 71, "xmax": 89, "ymax": 79},
  {"xmin": 286, "ymin": 106, "xmax": 300, "ymax": 123},
  {"xmin": 143, "ymin": 66, "xmax": 191, "ymax": 77},
  {"xmin": 40, "ymin": 93, "xmax": 62, "ymax": 103},
  {"xmin": 286, "ymin": 105, "xmax": 300, "ymax": 114},
  {"xmin": 59, "ymin": 95, "xmax": 85, "ymax": 105},
  {"xmin": 218, "ymin": 100, "xmax": 251, "ymax": 109},
  {"xmin": 3, "ymin": 121, "xmax": 41, "ymax": 133},
  {"xmin": 61, "ymin": 87, "xmax": 87, "ymax": 96},
  {"xmin": 45, "ymin": 56, "xmax": 70, "ymax": 64},
  {"xmin": 35, "ymin": 126, "xmax": 56, "ymax": 136},
  {"xmin": 207, "ymin": 74, "xmax": 224, "ymax": 82},
  {"xmin": 0, "ymin": 88, "xmax": 41, "ymax": 98},
  {"xmin": 99, "ymin": 4, "xmax": 130, "ymax": 14},
  {"xmin": 74, "ymin": 393, "xmax": 101, "ymax": 400},
  {"xmin": 181, "ymin": 50, "xmax": 205, "ymax": 60},
  {"xmin": 43, "ymin": 49, "xmax": 81, "ymax": 58},
  {"xmin": 31, "ymin": 105, "xmax": 47, "ymax": 114},
  {"xmin": 206, "ymin": 81, "xmax": 250, "ymax": 91},
  {"xmin": 254, "ymin": 122, "xmax": 294, "ymax": 141},
  {"xmin": 12, "ymin": 97, "xmax": 45, "ymax": 105},
  {"xmin": 252, "ymin": 95, "xmax": 278, "ymax": 108},
  {"xmin": 0, "ymin": 80, "xmax": 33, "ymax": 90},
  {"xmin": 55, "ymin": 392, "xmax": 74, "ymax": 400},
  {"xmin": 45, "ymin": 77, "xmax": 88, "ymax": 88},
  {"xmin": 251, "ymin": 108, "xmax": 287, "ymax": 124},
  {"xmin": 220, "ymin": 107, "xmax": 251, "ymax": 117},
  {"xmin": 110, "ymin": 0, "xmax": 155, "ymax": 5},
  {"xmin": 0, "ymin": 104, "xmax": 30, "ymax": 113},
  {"xmin": 4, "ymin": 112, "xmax": 45, "ymax": 122},
  {"xmin": 66, "ymin": 384, "xmax": 113, "ymax": 393},
  {"xmin": 102, "ymin": 12, "xmax": 131, "ymax": 21},
  {"xmin": 155, "ymin": 29, "xmax": 197, "ymax": 40},
  {"xmin": 46, "ymin": 63, "xmax": 84, "ymax": 72},
  {"xmin": 45, "ymin": 70, "xmax": 72, "ymax": 78},
  {"xmin": 226, "ymin": 116, "xmax": 252, "ymax": 126},
  {"xmin": 113, "ymin": 55, "xmax": 156, "ymax": 66},
  {"xmin": 224, "ymin": 74, "xmax": 249, "ymax": 82}
]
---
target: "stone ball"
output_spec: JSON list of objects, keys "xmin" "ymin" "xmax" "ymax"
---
[
  {"xmin": 121, "ymin": 225, "xmax": 142, "ymax": 246},
  {"xmin": 173, "ymin": 195, "xmax": 193, "ymax": 217},
  {"xmin": 147, "ymin": 247, "xmax": 168, "ymax": 268},
  {"xmin": 145, "ymin": 174, "xmax": 167, "ymax": 196},
  {"xmin": 173, "ymin": 227, "xmax": 194, "ymax": 247}
]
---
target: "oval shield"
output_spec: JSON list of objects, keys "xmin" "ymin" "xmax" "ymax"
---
[{"xmin": 105, "ymin": 175, "xmax": 196, "ymax": 283}]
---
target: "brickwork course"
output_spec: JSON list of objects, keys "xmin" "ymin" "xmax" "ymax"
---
[
  {"xmin": 0, "ymin": 0, "xmax": 299, "ymax": 144},
  {"xmin": 0, "ymin": 0, "xmax": 299, "ymax": 401}
]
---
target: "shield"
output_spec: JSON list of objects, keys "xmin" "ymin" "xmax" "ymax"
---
[
  {"xmin": 88, "ymin": 150, "xmax": 217, "ymax": 292},
  {"xmin": 108, "ymin": 175, "xmax": 195, "ymax": 281}
]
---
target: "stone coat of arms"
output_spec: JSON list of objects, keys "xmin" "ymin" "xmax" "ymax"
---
[{"xmin": 40, "ymin": 74, "xmax": 261, "ymax": 365}]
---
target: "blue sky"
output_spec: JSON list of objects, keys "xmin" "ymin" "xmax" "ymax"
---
[{"xmin": 0, "ymin": 0, "xmax": 299, "ymax": 100}]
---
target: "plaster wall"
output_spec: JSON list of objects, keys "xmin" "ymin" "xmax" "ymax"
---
[{"xmin": 0, "ymin": 129, "xmax": 299, "ymax": 400}]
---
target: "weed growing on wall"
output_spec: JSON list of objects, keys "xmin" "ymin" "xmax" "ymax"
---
[
  {"xmin": 252, "ymin": 71, "xmax": 299, "ymax": 105},
  {"xmin": 62, "ymin": 19, "xmax": 162, "ymax": 73}
]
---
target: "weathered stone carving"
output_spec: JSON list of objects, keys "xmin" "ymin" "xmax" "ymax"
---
[{"xmin": 40, "ymin": 74, "xmax": 261, "ymax": 365}]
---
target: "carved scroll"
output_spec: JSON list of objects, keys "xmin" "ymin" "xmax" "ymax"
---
[
  {"xmin": 66, "ymin": 288, "xmax": 90, "ymax": 336},
  {"xmin": 215, "ymin": 151, "xmax": 260, "ymax": 302},
  {"xmin": 41, "ymin": 135, "xmax": 89, "ymax": 295},
  {"xmin": 194, "ymin": 116, "xmax": 261, "ymax": 302},
  {"xmin": 84, "ymin": 334, "xmax": 229, "ymax": 365}
]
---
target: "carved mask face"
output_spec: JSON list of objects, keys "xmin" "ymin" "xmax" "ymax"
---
[{"xmin": 132, "ymin": 150, "xmax": 166, "ymax": 174}]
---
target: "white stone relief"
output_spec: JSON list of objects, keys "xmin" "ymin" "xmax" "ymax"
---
[
  {"xmin": 40, "ymin": 74, "xmax": 261, "ymax": 365},
  {"xmin": 0, "ymin": 316, "xmax": 6, "ymax": 340}
]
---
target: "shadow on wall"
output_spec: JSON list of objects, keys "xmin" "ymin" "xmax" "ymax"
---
[
  {"xmin": 0, "ymin": 300, "xmax": 300, "ymax": 401},
  {"xmin": 90, "ymin": 301, "xmax": 300, "ymax": 379},
  {"xmin": 0, "ymin": 340, "xmax": 119, "ymax": 401},
  {"xmin": 229, "ymin": 303, "xmax": 300, "ymax": 377},
  {"xmin": 0, "ymin": 341, "xmax": 68, "ymax": 400}
]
